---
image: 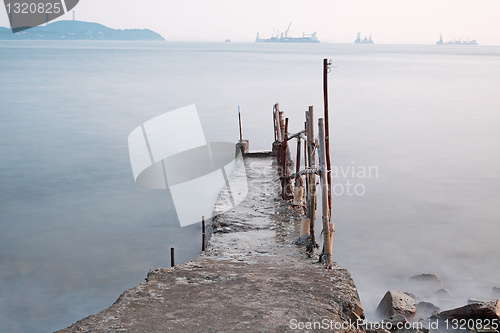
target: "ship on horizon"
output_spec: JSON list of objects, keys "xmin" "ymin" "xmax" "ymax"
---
[
  {"xmin": 436, "ymin": 33, "xmax": 478, "ymax": 45},
  {"xmin": 354, "ymin": 32, "xmax": 373, "ymax": 44},
  {"xmin": 255, "ymin": 22, "xmax": 319, "ymax": 43}
]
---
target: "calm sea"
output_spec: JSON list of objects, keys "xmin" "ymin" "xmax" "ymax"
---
[{"xmin": 0, "ymin": 41, "xmax": 499, "ymax": 332}]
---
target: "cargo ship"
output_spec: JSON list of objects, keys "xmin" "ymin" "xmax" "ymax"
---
[
  {"xmin": 436, "ymin": 33, "xmax": 478, "ymax": 45},
  {"xmin": 255, "ymin": 22, "xmax": 319, "ymax": 43}
]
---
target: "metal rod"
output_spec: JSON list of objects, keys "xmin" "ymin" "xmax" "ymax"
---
[
  {"xmin": 202, "ymin": 216, "xmax": 206, "ymax": 252},
  {"xmin": 323, "ymin": 59, "xmax": 332, "ymax": 216},
  {"xmin": 238, "ymin": 105, "xmax": 243, "ymax": 142},
  {"xmin": 288, "ymin": 129, "xmax": 306, "ymax": 141},
  {"xmin": 304, "ymin": 120, "xmax": 309, "ymax": 205},
  {"xmin": 283, "ymin": 118, "xmax": 289, "ymax": 199},
  {"xmin": 318, "ymin": 118, "xmax": 333, "ymax": 269},
  {"xmin": 288, "ymin": 167, "xmax": 320, "ymax": 179},
  {"xmin": 170, "ymin": 247, "xmax": 175, "ymax": 267}
]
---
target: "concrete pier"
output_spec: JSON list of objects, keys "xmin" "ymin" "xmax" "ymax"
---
[{"xmin": 57, "ymin": 157, "xmax": 363, "ymax": 333}]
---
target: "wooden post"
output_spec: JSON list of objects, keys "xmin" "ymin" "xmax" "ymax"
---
[
  {"xmin": 306, "ymin": 107, "xmax": 317, "ymax": 252},
  {"xmin": 170, "ymin": 247, "xmax": 175, "ymax": 267},
  {"xmin": 304, "ymin": 120, "xmax": 309, "ymax": 201},
  {"xmin": 273, "ymin": 105, "xmax": 277, "ymax": 142},
  {"xmin": 283, "ymin": 118, "xmax": 289, "ymax": 199},
  {"xmin": 279, "ymin": 111, "xmax": 285, "ymax": 141},
  {"xmin": 295, "ymin": 136, "xmax": 302, "ymax": 187},
  {"xmin": 275, "ymin": 104, "xmax": 282, "ymax": 143},
  {"xmin": 323, "ymin": 59, "xmax": 332, "ymax": 216},
  {"xmin": 202, "ymin": 216, "xmax": 206, "ymax": 252},
  {"xmin": 238, "ymin": 105, "xmax": 243, "ymax": 142},
  {"xmin": 318, "ymin": 118, "xmax": 333, "ymax": 269}
]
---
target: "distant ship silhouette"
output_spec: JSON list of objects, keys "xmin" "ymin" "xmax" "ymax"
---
[
  {"xmin": 355, "ymin": 32, "xmax": 373, "ymax": 44},
  {"xmin": 436, "ymin": 33, "xmax": 478, "ymax": 45}
]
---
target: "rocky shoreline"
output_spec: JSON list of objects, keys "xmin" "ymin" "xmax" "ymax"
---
[
  {"xmin": 367, "ymin": 273, "xmax": 500, "ymax": 333},
  {"xmin": 57, "ymin": 156, "xmax": 364, "ymax": 332}
]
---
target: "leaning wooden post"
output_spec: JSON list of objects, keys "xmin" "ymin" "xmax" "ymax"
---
[
  {"xmin": 306, "ymin": 107, "xmax": 317, "ymax": 252},
  {"xmin": 323, "ymin": 59, "xmax": 332, "ymax": 217},
  {"xmin": 318, "ymin": 118, "xmax": 333, "ymax": 269}
]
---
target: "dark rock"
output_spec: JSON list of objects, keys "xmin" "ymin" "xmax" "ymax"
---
[
  {"xmin": 415, "ymin": 302, "xmax": 440, "ymax": 320},
  {"xmin": 376, "ymin": 290, "xmax": 416, "ymax": 320},
  {"xmin": 434, "ymin": 299, "xmax": 500, "ymax": 321},
  {"xmin": 408, "ymin": 274, "xmax": 442, "ymax": 287}
]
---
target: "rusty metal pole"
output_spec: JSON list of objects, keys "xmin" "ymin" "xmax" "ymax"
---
[
  {"xmin": 283, "ymin": 118, "xmax": 289, "ymax": 199},
  {"xmin": 304, "ymin": 120, "xmax": 309, "ymax": 199},
  {"xmin": 238, "ymin": 105, "xmax": 243, "ymax": 143},
  {"xmin": 318, "ymin": 118, "xmax": 333, "ymax": 269},
  {"xmin": 170, "ymin": 247, "xmax": 175, "ymax": 267},
  {"xmin": 202, "ymin": 216, "xmax": 206, "ymax": 252},
  {"xmin": 323, "ymin": 59, "xmax": 332, "ymax": 217}
]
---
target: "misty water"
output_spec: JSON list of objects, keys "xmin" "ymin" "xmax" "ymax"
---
[{"xmin": 0, "ymin": 41, "xmax": 499, "ymax": 332}]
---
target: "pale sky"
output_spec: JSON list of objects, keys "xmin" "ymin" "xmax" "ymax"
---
[{"xmin": 1, "ymin": 0, "xmax": 499, "ymax": 45}]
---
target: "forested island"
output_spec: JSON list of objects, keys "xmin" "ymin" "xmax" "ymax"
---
[{"xmin": 0, "ymin": 20, "xmax": 165, "ymax": 41}]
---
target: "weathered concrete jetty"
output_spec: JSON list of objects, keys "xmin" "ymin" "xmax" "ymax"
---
[{"xmin": 57, "ymin": 156, "xmax": 364, "ymax": 332}]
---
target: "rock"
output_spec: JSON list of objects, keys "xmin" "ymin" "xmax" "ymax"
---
[
  {"xmin": 468, "ymin": 299, "xmax": 488, "ymax": 305},
  {"xmin": 493, "ymin": 287, "xmax": 500, "ymax": 298},
  {"xmin": 294, "ymin": 234, "xmax": 309, "ymax": 246},
  {"xmin": 404, "ymin": 292, "xmax": 417, "ymax": 300},
  {"xmin": 374, "ymin": 329, "xmax": 391, "ymax": 333},
  {"xmin": 408, "ymin": 274, "xmax": 443, "ymax": 297},
  {"xmin": 409, "ymin": 274, "xmax": 441, "ymax": 283},
  {"xmin": 415, "ymin": 302, "xmax": 439, "ymax": 320},
  {"xmin": 435, "ymin": 288, "xmax": 452, "ymax": 299},
  {"xmin": 408, "ymin": 274, "xmax": 442, "ymax": 288},
  {"xmin": 435, "ymin": 299, "xmax": 500, "ymax": 321},
  {"xmin": 386, "ymin": 314, "xmax": 407, "ymax": 325},
  {"xmin": 376, "ymin": 290, "xmax": 416, "ymax": 320}
]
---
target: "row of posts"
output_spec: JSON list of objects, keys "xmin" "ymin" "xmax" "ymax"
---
[
  {"xmin": 170, "ymin": 216, "xmax": 206, "ymax": 268},
  {"xmin": 272, "ymin": 59, "xmax": 334, "ymax": 269},
  {"xmin": 171, "ymin": 59, "xmax": 333, "ymax": 269}
]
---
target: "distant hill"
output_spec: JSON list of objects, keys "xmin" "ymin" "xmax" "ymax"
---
[{"xmin": 0, "ymin": 20, "xmax": 165, "ymax": 41}]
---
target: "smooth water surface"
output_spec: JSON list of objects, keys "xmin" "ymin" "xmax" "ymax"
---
[{"xmin": 0, "ymin": 41, "xmax": 499, "ymax": 331}]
